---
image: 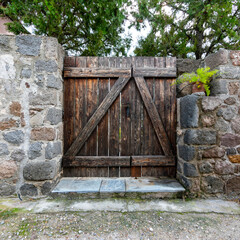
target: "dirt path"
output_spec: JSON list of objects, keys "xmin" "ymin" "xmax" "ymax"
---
[{"xmin": 1, "ymin": 210, "xmax": 240, "ymax": 240}]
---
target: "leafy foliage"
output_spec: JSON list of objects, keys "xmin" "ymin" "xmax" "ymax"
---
[
  {"xmin": 173, "ymin": 67, "xmax": 219, "ymax": 96},
  {"xmin": 0, "ymin": 0, "xmax": 131, "ymax": 56},
  {"xmin": 132, "ymin": 0, "xmax": 240, "ymax": 59}
]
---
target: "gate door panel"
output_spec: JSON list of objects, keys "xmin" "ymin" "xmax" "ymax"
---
[{"xmin": 63, "ymin": 57, "xmax": 176, "ymax": 178}]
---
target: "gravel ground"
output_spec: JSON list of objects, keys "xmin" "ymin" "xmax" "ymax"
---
[{"xmin": 0, "ymin": 210, "xmax": 240, "ymax": 240}]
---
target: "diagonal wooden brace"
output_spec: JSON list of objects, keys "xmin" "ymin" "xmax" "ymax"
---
[{"xmin": 134, "ymin": 77, "xmax": 173, "ymax": 156}]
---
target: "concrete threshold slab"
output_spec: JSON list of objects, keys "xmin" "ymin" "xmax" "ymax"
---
[
  {"xmin": 52, "ymin": 177, "xmax": 185, "ymax": 198},
  {"xmin": 0, "ymin": 198, "xmax": 240, "ymax": 215}
]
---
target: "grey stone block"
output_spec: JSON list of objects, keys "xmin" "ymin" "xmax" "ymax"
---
[
  {"xmin": 28, "ymin": 142, "xmax": 43, "ymax": 160},
  {"xmin": 222, "ymin": 106, "xmax": 237, "ymax": 121},
  {"xmin": 215, "ymin": 118, "xmax": 229, "ymax": 132},
  {"xmin": 47, "ymin": 75, "xmax": 62, "ymax": 89},
  {"xmin": 177, "ymin": 59, "xmax": 202, "ymax": 75},
  {"xmin": 226, "ymin": 176, "xmax": 240, "ymax": 196},
  {"xmin": 3, "ymin": 130, "xmax": 24, "ymax": 145},
  {"xmin": 20, "ymin": 184, "xmax": 38, "ymax": 196},
  {"xmin": 45, "ymin": 142, "xmax": 62, "ymax": 159},
  {"xmin": 219, "ymin": 66, "xmax": 240, "ymax": 79},
  {"xmin": 202, "ymin": 97, "xmax": 222, "ymax": 111},
  {"xmin": 184, "ymin": 130, "xmax": 217, "ymax": 145},
  {"xmin": 10, "ymin": 149, "xmax": 25, "ymax": 162},
  {"xmin": 177, "ymin": 161, "xmax": 183, "ymax": 174},
  {"xmin": 23, "ymin": 160, "xmax": 56, "ymax": 180},
  {"xmin": 180, "ymin": 95, "xmax": 199, "ymax": 128},
  {"xmin": 29, "ymin": 92, "xmax": 57, "ymax": 105},
  {"xmin": 215, "ymin": 160, "xmax": 235, "ymax": 175},
  {"xmin": 35, "ymin": 60, "xmax": 58, "ymax": 73},
  {"xmin": 176, "ymin": 81, "xmax": 192, "ymax": 97},
  {"xmin": 0, "ymin": 35, "xmax": 12, "ymax": 51},
  {"xmin": 41, "ymin": 181, "xmax": 53, "ymax": 195},
  {"xmin": 0, "ymin": 143, "xmax": 9, "ymax": 156},
  {"xmin": 178, "ymin": 175, "xmax": 192, "ymax": 189},
  {"xmin": 202, "ymin": 176, "xmax": 224, "ymax": 193},
  {"xmin": 21, "ymin": 68, "xmax": 32, "ymax": 78},
  {"xmin": 178, "ymin": 145, "xmax": 195, "ymax": 162},
  {"xmin": 204, "ymin": 49, "xmax": 229, "ymax": 70},
  {"xmin": 16, "ymin": 35, "xmax": 41, "ymax": 56},
  {"xmin": 46, "ymin": 108, "xmax": 62, "ymax": 125},
  {"xmin": 183, "ymin": 163, "xmax": 199, "ymax": 177},
  {"xmin": 224, "ymin": 97, "xmax": 236, "ymax": 105},
  {"xmin": 221, "ymin": 133, "xmax": 240, "ymax": 147},
  {"xmin": 231, "ymin": 118, "xmax": 240, "ymax": 134},
  {"xmin": 226, "ymin": 148, "xmax": 237, "ymax": 155},
  {"xmin": 216, "ymin": 108, "xmax": 224, "ymax": 117},
  {"xmin": 35, "ymin": 74, "xmax": 44, "ymax": 87},
  {"xmin": 199, "ymin": 162, "xmax": 213, "ymax": 174},
  {"xmin": 210, "ymin": 79, "xmax": 228, "ymax": 95},
  {"xmin": 0, "ymin": 182, "xmax": 15, "ymax": 196}
]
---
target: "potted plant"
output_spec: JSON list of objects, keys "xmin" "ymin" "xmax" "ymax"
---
[{"xmin": 173, "ymin": 67, "xmax": 219, "ymax": 96}]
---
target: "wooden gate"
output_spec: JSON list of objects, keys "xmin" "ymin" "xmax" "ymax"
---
[{"xmin": 63, "ymin": 57, "xmax": 176, "ymax": 178}]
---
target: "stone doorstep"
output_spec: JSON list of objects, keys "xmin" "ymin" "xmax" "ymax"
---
[{"xmin": 51, "ymin": 177, "xmax": 185, "ymax": 198}]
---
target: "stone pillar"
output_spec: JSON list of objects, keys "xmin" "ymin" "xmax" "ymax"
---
[
  {"xmin": 177, "ymin": 49, "xmax": 240, "ymax": 197},
  {"xmin": 0, "ymin": 35, "xmax": 64, "ymax": 196}
]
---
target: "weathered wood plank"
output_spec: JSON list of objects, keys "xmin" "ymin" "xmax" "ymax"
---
[
  {"xmin": 130, "ymin": 80, "xmax": 136, "ymax": 156},
  {"xmin": 132, "ymin": 155, "xmax": 175, "ymax": 166},
  {"xmin": 78, "ymin": 78, "xmax": 87, "ymax": 156},
  {"xmin": 109, "ymin": 57, "xmax": 117, "ymax": 68},
  {"xmin": 142, "ymin": 106, "xmax": 150, "ymax": 155},
  {"xmin": 121, "ymin": 80, "xmax": 132, "ymax": 156},
  {"xmin": 131, "ymin": 167, "xmax": 141, "ymax": 178},
  {"xmin": 154, "ymin": 57, "xmax": 164, "ymax": 68},
  {"xmin": 74, "ymin": 79, "xmax": 85, "ymax": 140},
  {"xmin": 63, "ymin": 156, "xmax": 130, "ymax": 167},
  {"xmin": 64, "ymin": 68, "xmax": 131, "ymax": 78},
  {"xmin": 98, "ymin": 57, "xmax": 109, "ymax": 68},
  {"xmin": 120, "ymin": 167, "xmax": 131, "ymax": 177},
  {"xmin": 86, "ymin": 57, "xmax": 98, "ymax": 68},
  {"xmin": 109, "ymin": 79, "xmax": 120, "ymax": 156},
  {"xmin": 75, "ymin": 57, "xmax": 87, "ymax": 68},
  {"xmin": 133, "ymin": 68, "xmax": 176, "ymax": 77},
  {"xmin": 143, "ymin": 57, "xmax": 155, "ymax": 68},
  {"xmin": 146, "ymin": 78, "xmax": 162, "ymax": 155},
  {"xmin": 65, "ymin": 77, "xmax": 131, "ymax": 157},
  {"xmin": 86, "ymin": 78, "xmax": 98, "ymax": 156},
  {"xmin": 134, "ymin": 77, "xmax": 173, "ymax": 156},
  {"xmin": 166, "ymin": 57, "xmax": 176, "ymax": 68},
  {"xmin": 133, "ymin": 80, "xmax": 142, "ymax": 155},
  {"xmin": 122, "ymin": 57, "xmax": 132, "ymax": 68},
  {"xmin": 98, "ymin": 78, "xmax": 109, "ymax": 156},
  {"xmin": 109, "ymin": 167, "xmax": 120, "ymax": 177},
  {"xmin": 64, "ymin": 57, "xmax": 76, "ymax": 67}
]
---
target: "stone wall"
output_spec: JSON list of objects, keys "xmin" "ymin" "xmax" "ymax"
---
[
  {"xmin": 0, "ymin": 35, "xmax": 64, "ymax": 196},
  {"xmin": 1, "ymin": 34, "xmax": 239, "ymax": 198},
  {"xmin": 177, "ymin": 49, "xmax": 240, "ymax": 197}
]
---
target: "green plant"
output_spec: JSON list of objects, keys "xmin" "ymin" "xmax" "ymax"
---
[{"xmin": 172, "ymin": 67, "xmax": 219, "ymax": 96}]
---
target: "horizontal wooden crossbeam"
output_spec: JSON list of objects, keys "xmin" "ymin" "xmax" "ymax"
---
[
  {"xmin": 63, "ymin": 156, "xmax": 131, "ymax": 167},
  {"xmin": 131, "ymin": 155, "xmax": 175, "ymax": 166},
  {"xmin": 63, "ymin": 155, "xmax": 175, "ymax": 167},
  {"xmin": 133, "ymin": 68, "xmax": 176, "ymax": 78},
  {"xmin": 64, "ymin": 67, "xmax": 131, "ymax": 78}
]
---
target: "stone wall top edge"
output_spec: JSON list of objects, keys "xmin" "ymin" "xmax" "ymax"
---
[{"xmin": 0, "ymin": 34, "xmax": 61, "ymax": 42}]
